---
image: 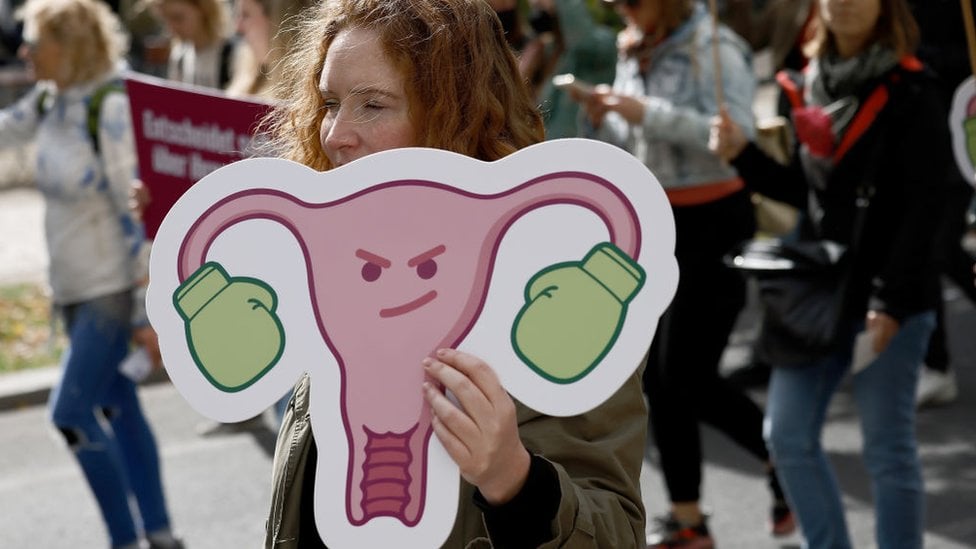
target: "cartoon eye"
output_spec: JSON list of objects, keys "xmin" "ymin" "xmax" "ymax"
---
[
  {"xmin": 416, "ymin": 258, "xmax": 437, "ymax": 280},
  {"xmin": 361, "ymin": 262, "xmax": 382, "ymax": 282}
]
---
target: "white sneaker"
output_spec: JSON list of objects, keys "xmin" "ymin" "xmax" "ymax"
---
[{"xmin": 916, "ymin": 367, "xmax": 958, "ymax": 408}]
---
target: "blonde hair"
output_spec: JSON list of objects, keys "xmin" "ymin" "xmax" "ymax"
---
[
  {"xmin": 144, "ymin": 0, "xmax": 229, "ymax": 48},
  {"xmin": 226, "ymin": 0, "xmax": 316, "ymax": 98},
  {"xmin": 263, "ymin": 0, "xmax": 545, "ymax": 171},
  {"xmin": 19, "ymin": 0, "xmax": 128, "ymax": 86},
  {"xmin": 804, "ymin": 0, "xmax": 919, "ymax": 58}
]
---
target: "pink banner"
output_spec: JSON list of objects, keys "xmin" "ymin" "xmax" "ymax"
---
[{"xmin": 125, "ymin": 73, "xmax": 274, "ymax": 239}]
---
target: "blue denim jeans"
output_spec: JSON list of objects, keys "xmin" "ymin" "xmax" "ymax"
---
[
  {"xmin": 48, "ymin": 292, "xmax": 171, "ymax": 548},
  {"xmin": 764, "ymin": 311, "xmax": 934, "ymax": 549}
]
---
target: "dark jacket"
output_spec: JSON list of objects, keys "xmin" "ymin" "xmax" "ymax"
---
[
  {"xmin": 265, "ymin": 367, "xmax": 648, "ymax": 548},
  {"xmin": 732, "ymin": 58, "xmax": 951, "ymax": 323}
]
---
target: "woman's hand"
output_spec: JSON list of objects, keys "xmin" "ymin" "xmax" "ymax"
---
[
  {"xmin": 130, "ymin": 179, "xmax": 151, "ymax": 220},
  {"xmin": 423, "ymin": 348, "xmax": 530, "ymax": 506},
  {"xmin": 866, "ymin": 310, "xmax": 900, "ymax": 355},
  {"xmin": 576, "ymin": 85, "xmax": 645, "ymax": 128},
  {"xmin": 709, "ymin": 106, "xmax": 749, "ymax": 162}
]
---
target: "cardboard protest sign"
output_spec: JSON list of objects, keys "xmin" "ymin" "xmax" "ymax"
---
[
  {"xmin": 950, "ymin": 75, "xmax": 976, "ymax": 185},
  {"xmin": 125, "ymin": 73, "xmax": 273, "ymax": 239},
  {"xmin": 146, "ymin": 139, "xmax": 678, "ymax": 548}
]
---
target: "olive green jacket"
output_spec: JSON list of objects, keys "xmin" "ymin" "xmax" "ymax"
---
[{"xmin": 264, "ymin": 365, "xmax": 648, "ymax": 548}]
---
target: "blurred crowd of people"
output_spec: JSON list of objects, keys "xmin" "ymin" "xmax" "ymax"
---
[{"xmin": 1, "ymin": 0, "xmax": 974, "ymax": 548}]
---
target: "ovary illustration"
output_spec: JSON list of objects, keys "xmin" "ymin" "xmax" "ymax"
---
[
  {"xmin": 950, "ymin": 75, "xmax": 976, "ymax": 184},
  {"xmin": 173, "ymin": 172, "xmax": 642, "ymax": 527}
]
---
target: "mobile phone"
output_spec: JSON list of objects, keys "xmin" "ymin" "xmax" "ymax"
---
[{"xmin": 552, "ymin": 73, "xmax": 595, "ymax": 98}]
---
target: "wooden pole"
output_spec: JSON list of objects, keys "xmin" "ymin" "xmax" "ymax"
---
[
  {"xmin": 708, "ymin": 0, "xmax": 725, "ymax": 108},
  {"xmin": 962, "ymin": 0, "xmax": 976, "ymax": 77}
]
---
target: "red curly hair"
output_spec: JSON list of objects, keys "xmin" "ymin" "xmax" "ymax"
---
[{"xmin": 263, "ymin": 0, "xmax": 545, "ymax": 171}]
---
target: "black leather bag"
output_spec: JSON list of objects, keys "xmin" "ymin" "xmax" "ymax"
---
[{"xmin": 725, "ymin": 238, "xmax": 850, "ymax": 367}]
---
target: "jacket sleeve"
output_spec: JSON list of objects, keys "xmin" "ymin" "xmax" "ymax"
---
[
  {"xmin": 0, "ymin": 84, "xmax": 42, "ymax": 149},
  {"xmin": 494, "ymin": 366, "xmax": 648, "ymax": 548},
  {"xmin": 869, "ymin": 79, "xmax": 952, "ymax": 319},
  {"xmin": 639, "ymin": 28, "xmax": 756, "ymax": 151},
  {"xmin": 97, "ymin": 91, "xmax": 148, "ymax": 323},
  {"xmin": 731, "ymin": 141, "xmax": 809, "ymax": 208}
]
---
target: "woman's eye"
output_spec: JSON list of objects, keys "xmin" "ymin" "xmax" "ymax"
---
[
  {"xmin": 416, "ymin": 258, "xmax": 437, "ymax": 280},
  {"xmin": 361, "ymin": 262, "xmax": 382, "ymax": 282},
  {"xmin": 322, "ymin": 99, "xmax": 339, "ymax": 114}
]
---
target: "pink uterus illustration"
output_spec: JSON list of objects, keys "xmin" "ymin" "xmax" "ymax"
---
[{"xmin": 176, "ymin": 172, "xmax": 641, "ymax": 527}]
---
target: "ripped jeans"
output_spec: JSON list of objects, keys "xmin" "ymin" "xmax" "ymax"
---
[{"xmin": 48, "ymin": 291, "xmax": 171, "ymax": 548}]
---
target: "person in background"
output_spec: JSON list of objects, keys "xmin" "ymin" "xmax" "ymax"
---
[
  {"xmin": 225, "ymin": 0, "xmax": 313, "ymax": 98},
  {"xmin": 574, "ymin": 0, "xmax": 794, "ymax": 547},
  {"xmin": 908, "ymin": 0, "xmax": 976, "ymax": 408},
  {"xmin": 710, "ymin": 0, "xmax": 949, "ymax": 547},
  {"xmin": 525, "ymin": 0, "xmax": 618, "ymax": 139},
  {"xmin": 725, "ymin": 0, "xmax": 816, "ymax": 74},
  {"xmin": 145, "ymin": 0, "xmax": 236, "ymax": 89},
  {"xmin": 1, "ymin": 0, "xmax": 183, "ymax": 547},
  {"xmin": 260, "ymin": 0, "xmax": 649, "ymax": 546},
  {"xmin": 487, "ymin": 0, "xmax": 533, "ymax": 60},
  {"xmin": 224, "ymin": 0, "xmax": 313, "ymax": 427}
]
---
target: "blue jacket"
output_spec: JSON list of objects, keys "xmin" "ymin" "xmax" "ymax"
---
[{"xmin": 590, "ymin": 4, "xmax": 755, "ymax": 190}]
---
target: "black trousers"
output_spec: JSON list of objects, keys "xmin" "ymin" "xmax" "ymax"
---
[{"xmin": 643, "ymin": 189, "xmax": 769, "ymax": 503}]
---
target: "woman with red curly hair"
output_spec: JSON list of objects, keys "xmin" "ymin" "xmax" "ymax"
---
[{"xmin": 262, "ymin": 1, "xmax": 649, "ymax": 547}]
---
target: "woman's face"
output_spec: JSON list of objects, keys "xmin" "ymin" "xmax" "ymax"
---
[
  {"xmin": 318, "ymin": 27, "xmax": 417, "ymax": 167},
  {"xmin": 159, "ymin": 0, "xmax": 205, "ymax": 43},
  {"xmin": 819, "ymin": 0, "xmax": 881, "ymax": 46},
  {"xmin": 19, "ymin": 26, "xmax": 62, "ymax": 83},
  {"xmin": 616, "ymin": 0, "xmax": 660, "ymax": 33},
  {"xmin": 235, "ymin": 0, "xmax": 272, "ymax": 62}
]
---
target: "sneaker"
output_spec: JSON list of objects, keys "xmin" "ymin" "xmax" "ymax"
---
[
  {"xmin": 146, "ymin": 531, "xmax": 185, "ymax": 549},
  {"xmin": 769, "ymin": 500, "xmax": 796, "ymax": 536},
  {"xmin": 916, "ymin": 368, "xmax": 958, "ymax": 408},
  {"xmin": 646, "ymin": 514, "xmax": 714, "ymax": 549},
  {"xmin": 147, "ymin": 540, "xmax": 185, "ymax": 549}
]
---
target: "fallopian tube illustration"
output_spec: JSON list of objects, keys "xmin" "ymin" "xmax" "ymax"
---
[{"xmin": 173, "ymin": 172, "xmax": 642, "ymax": 527}]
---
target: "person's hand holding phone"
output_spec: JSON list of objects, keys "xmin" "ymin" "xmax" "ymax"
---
[{"xmin": 555, "ymin": 73, "xmax": 647, "ymax": 128}]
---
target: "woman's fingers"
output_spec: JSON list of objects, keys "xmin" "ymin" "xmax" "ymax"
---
[{"xmin": 424, "ymin": 383, "xmax": 472, "ymax": 459}]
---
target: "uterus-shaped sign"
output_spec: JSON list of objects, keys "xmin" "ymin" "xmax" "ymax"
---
[
  {"xmin": 950, "ymin": 75, "xmax": 976, "ymax": 185},
  {"xmin": 147, "ymin": 139, "xmax": 678, "ymax": 548}
]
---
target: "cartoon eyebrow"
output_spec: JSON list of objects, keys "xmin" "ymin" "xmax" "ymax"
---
[
  {"xmin": 407, "ymin": 244, "xmax": 446, "ymax": 267},
  {"xmin": 355, "ymin": 249, "xmax": 392, "ymax": 268}
]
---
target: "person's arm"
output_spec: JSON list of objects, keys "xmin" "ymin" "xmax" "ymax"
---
[
  {"xmin": 0, "ymin": 84, "xmax": 43, "ymax": 149},
  {"xmin": 867, "ymin": 79, "xmax": 951, "ymax": 348},
  {"xmin": 595, "ymin": 27, "xmax": 757, "ymax": 153},
  {"xmin": 512, "ymin": 367, "xmax": 647, "ymax": 548},
  {"xmin": 424, "ymin": 349, "xmax": 647, "ymax": 548},
  {"xmin": 98, "ymin": 91, "xmax": 162, "ymax": 366},
  {"xmin": 710, "ymin": 106, "xmax": 808, "ymax": 208}
]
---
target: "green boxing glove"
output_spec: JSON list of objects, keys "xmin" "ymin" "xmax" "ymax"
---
[
  {"xmin": 965, "ymin": 116, "xmax": 976, "ymax": 168},
  {"xmin": 512, "ymin": 242, "xmax": 645, "ymax": 384},
  {"xmin": 173, "ymin": 262, "xmax": 285, "ymax": 392}
]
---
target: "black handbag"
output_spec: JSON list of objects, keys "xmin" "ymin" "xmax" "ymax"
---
[
  {"xmin": 726, "ymin": 185, "xmax": 873, "ymax": 368},
  {"xmin": 726, "ymin": 238, "xmax": 850, "ymax": 366}
]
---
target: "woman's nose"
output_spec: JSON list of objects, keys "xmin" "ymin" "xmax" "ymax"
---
[{"xmin": 322, "ymin": 111, "xmax": 358, "ymax": 154}]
